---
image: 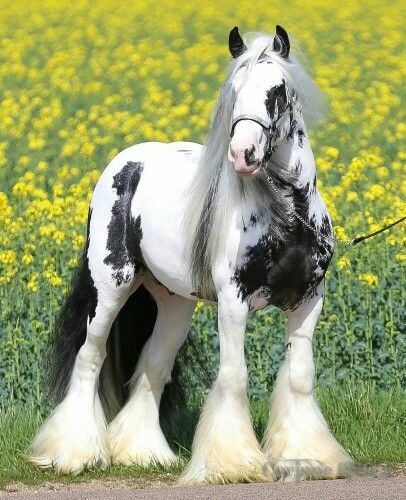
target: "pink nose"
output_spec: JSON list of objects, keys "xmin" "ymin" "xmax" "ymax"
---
[{"xmin": 228, "ymin": 144, "xmax": 261, "ymax": 175}]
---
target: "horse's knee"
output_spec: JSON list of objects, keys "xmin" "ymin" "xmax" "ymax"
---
[
  {"xmin": 288, "ymin": 344, "xmax": 315, "ymax": 395},
  {"xmin": 75, "ymin": 338, "xmax": 106, "ymax": 382},
  {"xmin": 217, "ymin": 363, "xmax": 248, "ymax": 395},
  {"xmin": 289, "ymin": 362, "xmax": 314, "ymax": 395}
]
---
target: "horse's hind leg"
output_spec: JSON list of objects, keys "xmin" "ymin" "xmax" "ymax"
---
[
  {"xmin": 28, "ymin": 279, "xmax": 135, "ymax": 474},
  {"xmin": 108, "ymin": 281, "xmax": 195, "ymax": 466},
  {"xmin": 263, "ymin": 282, "xmax": 353, "ymax": 480},
  {"xmin": 28, "ymin": 219, "xmax": 137, "ymax": 475}
]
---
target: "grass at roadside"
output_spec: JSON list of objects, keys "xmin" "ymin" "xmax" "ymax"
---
[{"xmin": 0, "ymin": 383, "xmax": 405, "ymax": 488}]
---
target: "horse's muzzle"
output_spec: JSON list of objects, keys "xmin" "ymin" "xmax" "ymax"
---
[{"xmin": 228, "ymin": 144, "xmax": 262, "ymax": 176}]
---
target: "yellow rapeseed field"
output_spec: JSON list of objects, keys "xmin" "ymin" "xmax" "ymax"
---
[{"xmin": 0, "ymin": 0, "xmax": 404, "ymax": 401}]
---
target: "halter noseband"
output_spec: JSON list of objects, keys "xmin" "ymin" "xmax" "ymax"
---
[
  {"xmin": 230, "ymin": 115, "xmax": 272, "ymax": 137},
  {"xmin": 230, "ymin": 88, "xmax": 297, "ymax": 138}
]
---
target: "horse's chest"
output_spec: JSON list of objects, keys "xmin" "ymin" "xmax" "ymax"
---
[{"xmin": 233, "ymin": 223, "xmax": 333, "ymax": 311}]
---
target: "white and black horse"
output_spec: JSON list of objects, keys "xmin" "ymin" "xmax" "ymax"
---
[{"xmin": 28, "ymin": 26, "xmax": 352, "ymax": 483}]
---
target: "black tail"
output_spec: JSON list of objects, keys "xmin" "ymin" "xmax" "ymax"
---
[{"xmin": 49, "ymin": 223, "xmax": 97, "ymax": 403}]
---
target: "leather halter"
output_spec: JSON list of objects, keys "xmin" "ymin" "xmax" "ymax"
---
[{"xmin": 230, "ymin": 114, "xmax": 272, "ymax": 137}]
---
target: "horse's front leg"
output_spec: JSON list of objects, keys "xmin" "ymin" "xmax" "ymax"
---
[
  {"xmin": 263, "ymin": 282, "xmax": 353, "ymax": 481},
  {"xmin": 180, "ymin": 283, "xmax": 266, "ymax": 484}
]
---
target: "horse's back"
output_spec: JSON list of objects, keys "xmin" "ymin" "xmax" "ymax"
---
[{"xmin": 91, "ymin": 141, "xmax": 201, "ymax": 213}]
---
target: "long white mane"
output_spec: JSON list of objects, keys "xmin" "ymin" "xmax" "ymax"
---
[{"xmin": 183, "ymin": 32, "xmax": 325, "ymax": 299}]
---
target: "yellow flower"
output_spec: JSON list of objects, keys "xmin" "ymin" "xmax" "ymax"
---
[
  {"xmin": 364, "ymin": 184, "xmax": 385, "ymax": 201},
  {"xmin": 18, "ymin": 156, "xmax": 30, "ymax": 167},
  {"xmin": 39, "ymin": 224, "xmax": 56, "ymax": 237},
  {"xmin": 50, "ymin": 275, "xmax": 63, "ymax": 286},
  {"xmin": 323, "ymin": 146, "xmax": 339, "ymax": 160},
  {"xmin": 195, "ymin": 301, "xmax": 204, "ymax": 311},
  {"xmin": 27, "ymin": 273, "xmax": 38, "ymax": 292},
  {"xmin": 359, "ymin": 273, "xmax": 379, "ymax": 287},
  {"xmin": 22, "ymin": 254, "xmax": 34, "ymax": 265},
  {"xmin": 53, "ymin": 230, "xmax": 66, "ymax": 244},
  {"xmin": 346, "ymin": 191, "xmax": 359, "ymax": 202},
  {"xmin": 0, "ymin": 250, "xmax": 17, "ymax": 265},
  {"xmin": 376, "ymin": 166, "xmax": 389, "ymax": 178},
  {"xmin": 68, "ymin": 257, "xmax": 80, "ymax": 268},
  {"xmin": 334, "ymin": 226, "xmax": 348, "ymax": 241},
  {"xmin": 316, "ymin": 157, "xmax": 332, "ymax": 173},
  {"xmin": 37, "ymin": 161, "xmax": 48, "ymax": 171},
  {"xmin": 72, "ymin": 234, "xmax": 85, "ymax": 249},
  {"xmin": 53, "ymin": 182, "xmax": 64, "ymax": 197},
  {"xmin": 337, "ymin": 255, "xmax": 351, "ymax": 270},
  {"xmin": 81, "ymin": 142, "xmax": 95, "ymax": 157}
]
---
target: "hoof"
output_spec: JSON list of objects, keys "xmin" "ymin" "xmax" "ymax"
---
[
  {"xmin": 265, "ymin": 459, "xmax": 339, "ymax": 482},
  {"xmin": 179, "ymin": 450, "xmax": 267, "ymax": 485},
  {"xmin": 110, "ymin": 446, "xmax": 179, "ymax": 467}
]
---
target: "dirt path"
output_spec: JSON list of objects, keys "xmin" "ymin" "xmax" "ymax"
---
[
  {"xmin": 1, "ymin": 476, "xmax": 405, "ymax": 500},
  {"xmin": 2, "ymin": 465, "xmax": 405, "ymax": 500}
]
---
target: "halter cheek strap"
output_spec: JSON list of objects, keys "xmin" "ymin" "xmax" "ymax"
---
[{"xmin": 230, "ymin": 115, "xmax": 272, "ymax": 137}]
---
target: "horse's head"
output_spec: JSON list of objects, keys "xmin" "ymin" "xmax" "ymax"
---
[{"xmin": 227, "ymin": 26, "xmax": 292, "ymax": 177}]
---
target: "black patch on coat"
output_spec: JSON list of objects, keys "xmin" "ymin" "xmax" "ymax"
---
[
  {"xmin": 320, "ymin": 213, "xmax": 333, "ymax": 236},
  {"xmin": 250, "ymin": 213, "xmax": 258, "ymax": 226},
  {"xmin": 104, "ymin": 161, "xmax": 145, "ymax": 286},
  {"xmin": 294, "ymin": 158, "xmax": 303, "ymax": 175},
  {"xmin": 297, "ymin": 129, "xmax": 305, "ymax": 147},
  {"xmin": 310, "ymin": 176, "xmax": 317, "ymax": 195},
  {"xmin": 265, "ymin": 82, "xmax": 287, "ymax": 120},
  {"xmin": 233, "ymin": 179, "xmax": 334, "ymax": 311},
  {"xmin": 286, "ymin": 113, "xmax": 297, "ymax": 141}
]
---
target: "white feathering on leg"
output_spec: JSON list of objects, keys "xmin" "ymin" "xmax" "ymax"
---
[
  {"xmin": 27, "ymin": 340, "xmax": 110, "ymax": 474},
  {"xmin": 263, "ymin": 286, "xmax": 353, "ymax": 481}
]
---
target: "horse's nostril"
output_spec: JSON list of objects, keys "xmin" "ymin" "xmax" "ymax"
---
[
  {"xmin": 229, "ymin": 145, "xmax": 237, "ymax": 159},
  {"xmin": 244, "ymin": 145, "xmax": 257, "ymax": 166}
]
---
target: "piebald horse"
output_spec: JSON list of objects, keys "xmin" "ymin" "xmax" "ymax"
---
[{"xmin": 28, "ymin": 26, "xmax": 352, "ymax": 483}]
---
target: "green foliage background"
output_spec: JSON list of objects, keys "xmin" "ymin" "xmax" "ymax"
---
[{"xmin": 0, "ymin": 0, "xmax": 405, "ymax": 409}]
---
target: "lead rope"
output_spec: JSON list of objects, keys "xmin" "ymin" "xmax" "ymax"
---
[
  {"xmin": 337, "ymin": 215, "xmax": 406, "ymax": 246},
  {"xmin": 295, "ymin": 210, "xmax": 405, "ymax": 246},
  {"xmin": 264, "ymin": 170, "xmax": 405, "ymax": 247}
]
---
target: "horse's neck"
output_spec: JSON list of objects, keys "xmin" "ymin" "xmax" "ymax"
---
[
  {"xmin": 272, "ymin": 116, "xmax": 316, "ymax": 189},
  {"xmin": 268, "ymin": 115, "xmax": 332, "ymax": 230}
]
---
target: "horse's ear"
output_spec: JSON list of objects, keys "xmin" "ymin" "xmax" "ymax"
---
[
  {"xmin": 273, "ymin": 25, "xmax": 290, "ymax": 59},
  {"xmin": 229, "ymin": 26, "xmax": 247, "ymax": 58}
]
